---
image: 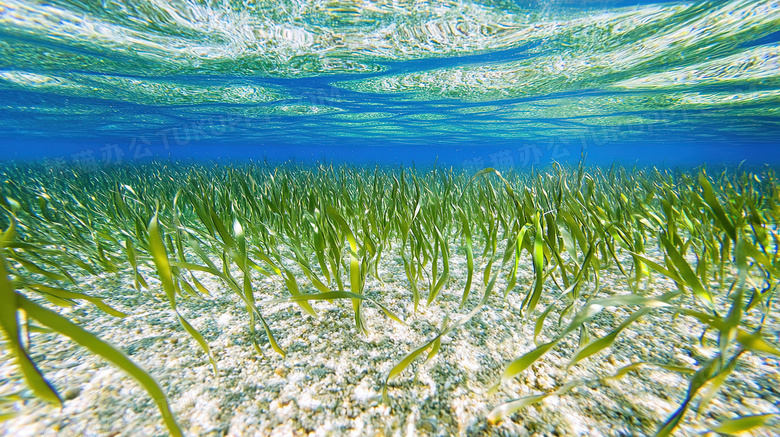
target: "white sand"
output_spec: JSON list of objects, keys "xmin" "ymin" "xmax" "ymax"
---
[{"xmin": 2, "ymin": 247, "xmax": 779, "ymax": 436}]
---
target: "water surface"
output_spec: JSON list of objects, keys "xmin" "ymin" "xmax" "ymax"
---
[{"xmin": 0, "ymin": 0, "xmax": 778, "ymax": 164}]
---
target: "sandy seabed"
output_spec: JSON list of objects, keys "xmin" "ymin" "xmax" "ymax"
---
[{"xmin": 2, "ymin": 248, "xmax": 779, "ymax": 437}]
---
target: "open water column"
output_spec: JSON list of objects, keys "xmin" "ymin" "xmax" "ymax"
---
[{"xmin": 1, "ymin": 1, "xmax": 779, "ymax": 436}]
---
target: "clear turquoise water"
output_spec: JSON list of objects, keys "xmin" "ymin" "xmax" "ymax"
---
[{"xmin": 0, "ymin": 0, "xmax": 778, "ymax": 165}]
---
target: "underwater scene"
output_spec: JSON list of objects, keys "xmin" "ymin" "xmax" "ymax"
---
[{"xmin": 1, "ymin": 0, "xmax": 779, "ymax": 436}]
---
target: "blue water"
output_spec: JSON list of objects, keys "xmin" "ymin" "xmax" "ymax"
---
[{"xmin": 0, "ymin": 0, "xmax": 778, "ymax": 167}]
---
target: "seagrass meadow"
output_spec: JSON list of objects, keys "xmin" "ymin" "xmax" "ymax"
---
[{"xmin": 0, "ymin": 160, "xmax": 778, "ymax": 436}]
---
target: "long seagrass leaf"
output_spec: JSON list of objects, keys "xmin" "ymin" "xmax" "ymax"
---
[
  {"xmin": 18, "ymin": 294, "xmax": 183, "ymax": 437},
  {"xmin": 0, "ymin": 232, "xmax": 61, "ymax": 405}
]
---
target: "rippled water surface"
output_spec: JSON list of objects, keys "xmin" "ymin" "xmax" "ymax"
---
[{"xmin": 0, "ymin": 0, "xmax": 778, "ymax": 160}]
